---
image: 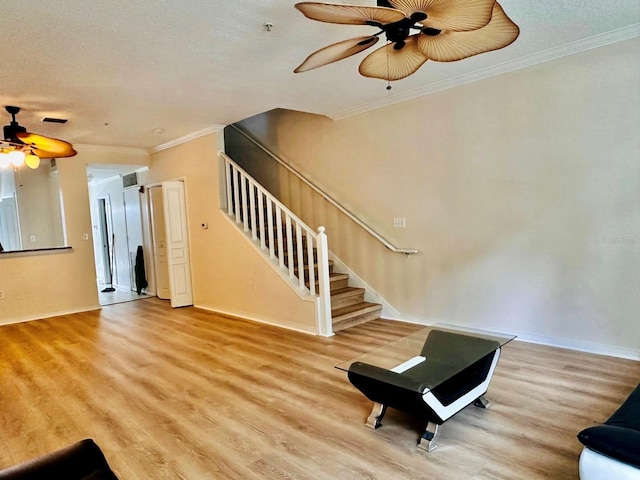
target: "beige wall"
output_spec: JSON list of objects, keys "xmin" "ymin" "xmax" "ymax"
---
[
  {"xmin": 234, "ymin": 38, "xmax": 640, "ymax": 356},
  {"xmin": 0, "ymin": 148, "xmax": 150, "ymax": 325},
  {"xmin": 0, "ymin": 132, "xmax": 316, "ymax": 332},
  {"xmin": 138, "ymin": 133, "xmax": 317, "ymax": 333}
]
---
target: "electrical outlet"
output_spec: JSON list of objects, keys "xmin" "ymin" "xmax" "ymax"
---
[
  {"xmin": 30, "ymin": 234, "xmax": 36, "ymax": 242},
  {"xmin": 393, "ymin": 217, "xmax": 406, "ymax": 228}
]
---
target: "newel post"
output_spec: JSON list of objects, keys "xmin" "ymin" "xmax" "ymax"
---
[{"xmin": 316, "ymin": 226, "xmax": 333, "ymax": 337}]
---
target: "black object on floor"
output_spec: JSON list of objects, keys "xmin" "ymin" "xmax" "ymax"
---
[
  {"xmin": 135, "ymin": 245, "xmax": 148, "ymax": 294},
  {"xmin": 0, "ymin": 438, "xmax": 118, "ymax": 479}
]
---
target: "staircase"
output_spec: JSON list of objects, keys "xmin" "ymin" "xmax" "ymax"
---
[
  {"xmin": 327, "ymin": 268, "xmax": 382, "ymax": 332},
  {"xmin": 221, "ymin": 151, "xmax": 382, "ymax": 333},
  {"xmin": 274, "ymin": 220, "xmax": 383, "ymax": 332}
]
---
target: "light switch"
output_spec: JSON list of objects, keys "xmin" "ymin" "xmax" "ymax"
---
[{"xmin": 393, "ymin": 218, "xmax": 406, "ymax": 228}]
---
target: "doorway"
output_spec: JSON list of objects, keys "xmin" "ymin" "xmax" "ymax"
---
[{"xmin": 88, "ymin": 165, "xmax": 149, "ymax": 306}]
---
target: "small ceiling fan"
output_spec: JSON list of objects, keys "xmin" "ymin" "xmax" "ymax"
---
[
  {"xmin": 1, "ymin": 106, "xmax": 76, "ymax": 169},
  {"xmin": 294, "ymin": 0, "xmax": 519, "ymax": 85}
]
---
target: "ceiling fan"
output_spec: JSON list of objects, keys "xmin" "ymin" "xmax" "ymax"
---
[
  {"xmin": 1, "ymin": 106, "xmax": 77, "ymax": 169},
  {"xmin": 294, "ymin": 0, "xmax": 519, "ymax": 86}
]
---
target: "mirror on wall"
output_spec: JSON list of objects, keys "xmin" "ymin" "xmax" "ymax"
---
[{"xmin": 0, "ymin": 161, "xmax": 66, "ymax": 252}]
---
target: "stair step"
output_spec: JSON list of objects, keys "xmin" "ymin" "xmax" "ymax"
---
[
  {"xmin": 332, "ymin": 302, "xmax": 382, "ymax": 332},
  {"xmin": 329, "ymin": 272, "xmax": 349, "ymax": 291},
  {"xmin": 305, "ymin": 270, "xmax": 343, "ymax": 286},
  {"xmin": 297, "ymin": 260, "xmax": 334, "ymax": 275},
  {"xmin": 331, "ymin": 287, "xmax": 365, "ymax": 309}
]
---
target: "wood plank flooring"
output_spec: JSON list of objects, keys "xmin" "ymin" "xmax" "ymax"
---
[{"xmin": 0, "ymin": 298, "xmax": 638, "ymax": 479}]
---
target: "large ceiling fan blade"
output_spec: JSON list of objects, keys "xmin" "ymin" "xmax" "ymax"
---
[
  {"xmin": 29, "ymin": 148, "xmax": 71, "ymax": 159},
  {"xmin": 295, "ymin": 2, "xmax": 406, "ymax": 25},
  {"xmin": 295, "ymin": 36, "xmax": 380, "ymax": 73},
  {"xmin": 417, "ymin": 2, "xmax": 519, "ymax": 62},
  {"xmin": 359, "ymin": 35, "xmax": 427, "ymax": 81},
  {"xmin": 389, "ymin": 0, "xmax": 495, "ymax": 32},
  {"xmin": 16, "ymin": 132, "xmax": 77, "ymax": 158}
]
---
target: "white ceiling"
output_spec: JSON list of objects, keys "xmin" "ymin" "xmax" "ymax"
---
[{"xmin": 1, "ymin": 1, "xmax": 639, "ymax": 150}]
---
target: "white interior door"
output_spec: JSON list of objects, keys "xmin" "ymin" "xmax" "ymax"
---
[
  {"xmin": 150, "ymin": 187, "xmax": 170, "ymax": 299},
  {"xmin": 162, "ymin": 181, "xmax": 193, "ymax": 308}
]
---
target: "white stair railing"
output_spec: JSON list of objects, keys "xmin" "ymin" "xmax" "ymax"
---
[{"xmin": 219, "ymin": 151, "xmax": 332, "ymax": 336}]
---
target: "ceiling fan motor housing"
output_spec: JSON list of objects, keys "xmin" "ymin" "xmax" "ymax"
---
[
  {"xmin": 3, "ymin": 121, "xmax": 27, "ymax": 143},
  {"xmin": 3, "ymin": 106, "xmax": 27, "ymax": 143}
]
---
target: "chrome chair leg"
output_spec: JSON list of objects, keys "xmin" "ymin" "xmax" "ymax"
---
[
  {"xmin": 418, "ymin": 421, "xmax": 439, "ymax": 452},
  {"xmin": 365, "ymin": 402, "xmax": 386, "ymax": 430}
]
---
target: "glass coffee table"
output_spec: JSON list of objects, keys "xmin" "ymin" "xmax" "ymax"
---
[{"xmin": 336, "ymin": 324, "xmax": 516, "ymax": 452}]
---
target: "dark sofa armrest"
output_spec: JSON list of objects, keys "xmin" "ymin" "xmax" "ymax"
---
[
  {"xmin": 0, "ymin": 439, "xmax": 118, "ymax": 480},
  {"xmin": 578, "ymin": 425, "xmax": 640, "ymax": 469},
  {"xmin": 607, "ymin": 385, "xmax": 640, "ymax": 430}
]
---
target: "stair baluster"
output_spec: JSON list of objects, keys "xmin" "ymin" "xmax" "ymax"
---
[{"xmin": 220, "ymin": 151, "xmax": 383, "ymax": 335}]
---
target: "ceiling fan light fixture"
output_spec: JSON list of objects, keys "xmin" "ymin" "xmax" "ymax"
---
[
  {"xmin": 25, "ymin": 151, "xmax": 40, "ymax": 169},
  {"xmin": 7, "ymin": 149, "xmax": 25, "ymax": 167}
]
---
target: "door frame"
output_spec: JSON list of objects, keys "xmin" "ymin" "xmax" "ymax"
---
[
  {"xmin": 96, "ymin": 194, "xmax": 114, "ymax": 286},
  {"xmin": 0, "ymin": 194, "xmax": 22, "ymax": 252},
  {"xmin": 122, "ymin": 187, "xmax": 145, "ymax": 292}
]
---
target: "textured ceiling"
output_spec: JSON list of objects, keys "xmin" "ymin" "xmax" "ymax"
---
[{"xmin": 0, "ymin": 0, "xmax": 639, "ymax": 150}]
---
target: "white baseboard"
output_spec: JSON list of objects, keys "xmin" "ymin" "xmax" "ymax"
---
[
  {"xmin": 510, "ymin": 330, "xmax": 640, "ymax": 361},
  {"xmin": 194, "ymin": 304, "xmax": 317, "ymax": 336},
  {"xmin": 383, "ymin": 317, "xmax": 640, "ymax": 361},
  {"xmin": 0, "ymin": 305, "xmax": 103, "ymax": 327}
]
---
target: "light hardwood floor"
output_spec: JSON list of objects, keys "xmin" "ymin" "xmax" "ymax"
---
[{"xmin": 0, "ymin": 298, "xmax": 638, "ymax": 479}]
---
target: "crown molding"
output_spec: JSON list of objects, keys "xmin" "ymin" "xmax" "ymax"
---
[
  {"xmin": 150, "ymin": 125, "xmax": 226, "ymax": 154},
  {"xmin": 75, "ymin": 144, "xmax": 149, "ymax": 156},
  {"xmin": 329, "ymin": 24, "xmax": 640, "ymax": 121}
]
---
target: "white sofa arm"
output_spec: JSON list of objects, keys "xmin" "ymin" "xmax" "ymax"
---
[{"xmin": 579, "ymin": 447, "xmax": 640, "ymax": 480}]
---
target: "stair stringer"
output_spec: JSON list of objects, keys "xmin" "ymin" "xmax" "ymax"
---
[{"xmin": 328, "ymin": 252, "xmax": 402, "ymax": 321}]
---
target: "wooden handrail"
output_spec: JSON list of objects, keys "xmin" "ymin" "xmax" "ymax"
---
[{"xmin": 228, "ymin": 124, "xmax": 418, "ymax": 255}]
